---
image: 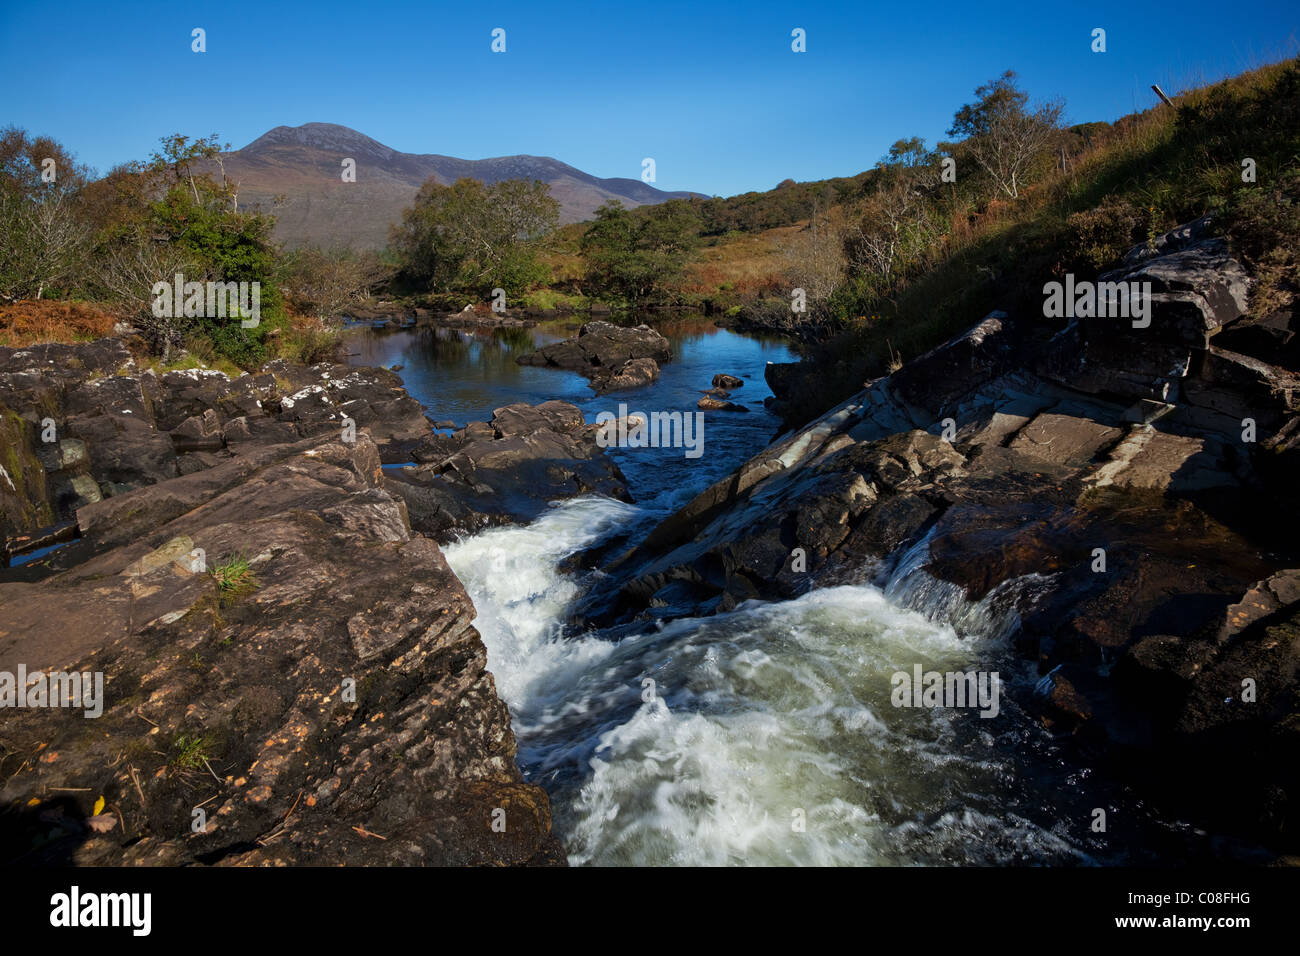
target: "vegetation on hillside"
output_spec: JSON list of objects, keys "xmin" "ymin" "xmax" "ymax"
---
[
  {"xmin": 587, "ymin": 57, "xmax": 1300, "ymax": 422},
  {"xmin": 3, "ymin": 55, "xmax": 1296, "ymax": 405},
  {"xmin": 0, "ymin": 129, "xmax": 352, "ymax": 366},
  {"xmin": 774, "ymin": 56, "xmax": 1300, "ymax": 422}
]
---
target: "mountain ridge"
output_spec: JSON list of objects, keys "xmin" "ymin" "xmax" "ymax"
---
[{"xmin": 213, "ymin": 122, "xmax": 704, "ymax": 249}]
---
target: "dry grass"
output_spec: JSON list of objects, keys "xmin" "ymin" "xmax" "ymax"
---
[
  {"xmin": 0, "ymin": 300, "xmax": 118, "ymax": 348},
  {"xmin": 682, "ymin": 224, "xmax": 803, "ymax": 295}
]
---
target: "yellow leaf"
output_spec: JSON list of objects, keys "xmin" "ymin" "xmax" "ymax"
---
[
  {"xmin": 26, "ymin": 798, "xmax": 39, "ymax": 807},
  {"xmin": 93, "ymin": 795, "xmax": 105, "ymax": 816}
]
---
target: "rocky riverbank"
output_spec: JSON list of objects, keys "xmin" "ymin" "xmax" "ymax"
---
[
  {"xmin": 3, "ymin": 211, "xmax": 1296, "ymax": 864},
  {"xmin": 574, "ymin": 217, "xmax": 1300, "ymax": 856},
  {"xmin": 0, "ymin": 341, "xmax": 591, "ymax": 865}
]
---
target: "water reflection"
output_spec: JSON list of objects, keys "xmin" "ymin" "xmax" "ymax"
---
[{"xmin": 345, "ymin": 314, "xmax": 798, "ymax": 509}]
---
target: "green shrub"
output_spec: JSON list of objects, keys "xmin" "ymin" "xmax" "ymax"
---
[{"xmin": 1065, "ymin": 196, "xmax": 1143, "ymax": 271}]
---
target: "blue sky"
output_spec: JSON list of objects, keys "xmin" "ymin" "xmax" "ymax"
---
[{"xmin": 2, "ymin": 0, "xmax": 1296, "ymax": 197}]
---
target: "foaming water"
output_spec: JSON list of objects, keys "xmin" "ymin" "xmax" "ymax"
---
[
  {"xmin": 353, "ymin": 315, "xmax": 1177, "ymax": 865},
  {"xmin": 443, "ymin": 497, "xmax": 638, "ymax": 707},
  {"xmin": 881, "ymin": 528, "xmax": 1055, "ymax": 644},
  {"xmin": 445, "ymin": 498, "xmax": 1123, "ymax": 867}
]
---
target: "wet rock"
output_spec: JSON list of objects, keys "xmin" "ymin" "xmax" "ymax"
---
[
  {"xmin": 517, "ymin": 321, "xmax": 670, "ymax": 375},
  {"xmin": 1035, "ymin": 664, "xmax": 1098, "ymax": 733},
  {"xmin": 578, "ymin": 429, "xmax": 963, "ymax": 626},
  {"xmin": 591, "ymin": 356, "xmax": 660, "ymax": 394},
  {"xmin": 1216, "ymin": 570, "xmax": 1300, "ymax": 642},
  {"xmin": 486, "ymin": 400, "xmax": 585, "ymax": 439},
  {"xmin": 763, "ymin": 361, "xmax": 801, "ymax": 400},
  {"xmin": 389, "ymin": 401, "xmax": 630, "ymax": 541},
  {"xmin": 713, "ymin": 373, "xmax": 744, "ymax": 390},
  {"xmin": 1152, "ymin": 590, "xmax": 1300, "ymax": 841},
  {"xmin": 697, "ymin": 396, "xmax": 748, "ymax": 412}
]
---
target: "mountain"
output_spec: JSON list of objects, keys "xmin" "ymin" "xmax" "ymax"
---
[{"xmin": 210, "ymin": 123, "xmax": 704, "ymax": 249}]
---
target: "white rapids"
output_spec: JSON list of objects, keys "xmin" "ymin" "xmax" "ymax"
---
[{"xmin": 444, "ymin": 496, "xmax": 1103, "ymax": 867}]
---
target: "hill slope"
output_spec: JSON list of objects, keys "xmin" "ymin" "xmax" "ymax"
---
[{"xmin": 215, "ymin": 122, "xmax": 703, "ymax": 249}]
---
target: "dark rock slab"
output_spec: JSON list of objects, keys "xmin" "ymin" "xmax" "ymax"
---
[
  {"xmin": 517, "ymin": 321, "xmax": 670, "ymax": 374},
  {"xmin": 0, "ymin": 431, "xmax": 564, "ymax": 867},
  {"xmin": 388, "ymin": 401, "xmax": 630, "ymax": 541}
]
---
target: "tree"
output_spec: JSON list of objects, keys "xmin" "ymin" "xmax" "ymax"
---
[
  {"xmin": 94, "ymin": 238, "xmax": 197, "ymax": 360},
  {"xmin": 84, "ymin": 133, "xmax": 283, "ymax": 363},
  {"xmin": 839, "ymin": 140, "xmax": 944, "ymax": 296},
  {"xmin": 580, "ymin": 200, "xmax": 695, "ymax": 307},
  {"xmin": 391, "ymin": 177, "xmax": 559, "ymax": 296},
  {"xmin": 783, "ymin": 204, "xmax": 847, "ymax": 306},
  {"xmin": 0, "ymin": 127, "xmax": 93, "ymax": 300},
  {"xmin": 948, "ymin": 71, "xmax": 1064, "ymax": 199},
  {"xmin": 843, "ymin": 177, "xmax": 936, "ymax": 294},
  {"xmin": 149, "ymin": 133, "xmax": 228, "ymax": 205},
  {"xmin": 283, "ymin": 246, "xmax": 393, "ymax": 320}
]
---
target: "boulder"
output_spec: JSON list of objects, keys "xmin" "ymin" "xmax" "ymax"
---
[
  {"xmin": 591, "ymin": 356, "xmax": 660, "ymax": 394},
  {"xmin": 890, "ymin": 311, "xmax": 1018, "ymax": 415},
  {"xmin": 1099, "ymin": 238, "xmax": 1249, "ymax": 349},
  {"xmin": 388, "ymin": 401, "xmax": 631, "ymax": 541},
  {"xmin": 1182, "ymin": 346, "xmax": 1299, "ymax": 430},
  {"xmin": 1215, "ymin": 311, "xmax": 1300, "ymax": 372},
  {"xmin": 170, "ymin": 409, "xmax": 225, "ymax": 452},
  {"xmin": 517, "ymin": 321, "xmax": 671, "ymax": 376}
]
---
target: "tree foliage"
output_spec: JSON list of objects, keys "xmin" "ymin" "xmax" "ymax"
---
[
  {"xmin": 1, "ymin": 127, "xmax": 286, "ymax": 365},
  {"xmin": 948, "ymin": 70, "xmax": 1064, "ymax": 199},
  {"xmin": 579, "ymin": 200, "xmax": 696, "ymax": 306},
  {"xmin": 0, "ymin": 126, "xmax": 93, "ymax": 300},
  {"xmin": 282, "ymin": 246, "xmax": 394, "ymax": 320},
  {"xmin": 391, "ymin": 176, "xmax": 558, "ymax": 297}
]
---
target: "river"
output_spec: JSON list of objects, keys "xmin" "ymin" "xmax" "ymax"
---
[{"xmin": 348, "ymin": 315, "xmax": 1179, "ymax": 866}]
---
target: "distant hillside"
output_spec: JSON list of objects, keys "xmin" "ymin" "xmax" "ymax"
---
[{"xmin": 212, "ymin": 122, "xmax": 703, "ymax": 249}]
